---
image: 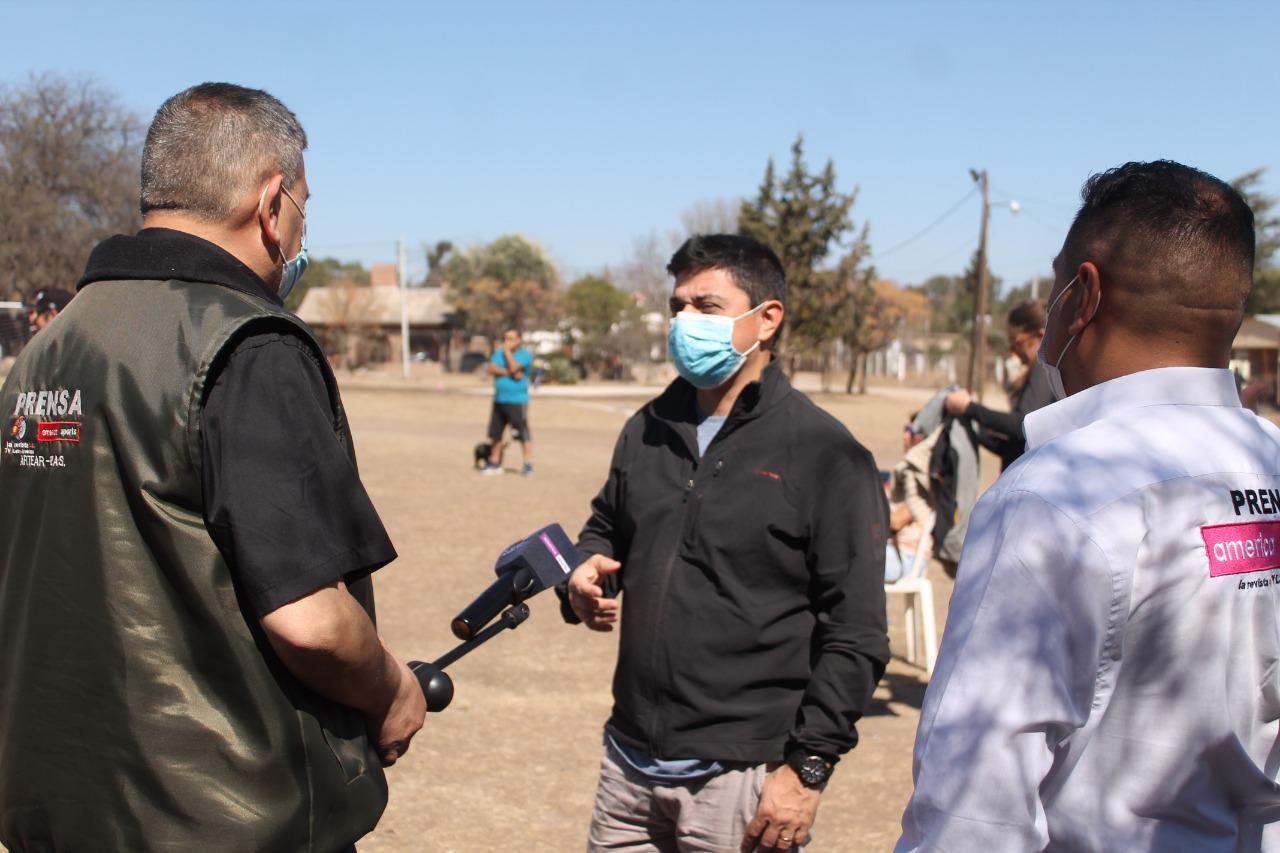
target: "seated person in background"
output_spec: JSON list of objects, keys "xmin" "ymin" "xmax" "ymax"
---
[
  {"xmin": 943, "ymin": 299, "xmax": 1056, "ymax": 470},
  {"xmin": 884, "ymin": 418, "xmax": 939, "ymax": 582}
]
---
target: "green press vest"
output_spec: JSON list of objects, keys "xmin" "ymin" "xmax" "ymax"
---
[{"xmin": 0, "ymin": 279, "xmax": 387, "ymax": 851}]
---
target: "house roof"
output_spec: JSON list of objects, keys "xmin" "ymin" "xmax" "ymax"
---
[
  {"xmin": 295, "ymin": 285, "xmax": 454, "ymax": 327},
  {"xmin": 1233, "ymin": 316, "xmax": 1280, "ymax": 351}
]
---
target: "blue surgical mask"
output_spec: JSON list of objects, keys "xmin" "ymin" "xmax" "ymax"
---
[
  {"xmin": 279, "ymin": 221, "xmax": 308, "ymax": 301},
  {"xmin": 668, "ymin": 304, "xmax": 765, "ymax": 389},
  {"xmin": 276, "ymin": 185, "xmax": 308, "ymax": 301}
]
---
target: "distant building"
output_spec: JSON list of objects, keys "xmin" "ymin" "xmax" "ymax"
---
[
  {"xmin": 1231, "ymin": 315, "xmax": 1280, "ymax": 406},
  {"xmin": 295, "ymin": 278, "xmax": 456, "ymax": 368},
  {"xmin": 370, "ymin": 263, "xmax": 398, "ymax": 289}
]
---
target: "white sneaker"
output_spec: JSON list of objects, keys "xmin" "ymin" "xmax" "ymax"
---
[{"xmin": 480, "ymin": 463, "xmax": 504, "ymax": 476}]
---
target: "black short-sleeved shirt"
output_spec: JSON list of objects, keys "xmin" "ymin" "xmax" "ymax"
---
[
  {"xmin": 76, "ymin": 228, "xmax": 397, "ymax": 621},
  {"xmin": 201, "ymin": 331, "xmax": 397, "ymax": 618}
]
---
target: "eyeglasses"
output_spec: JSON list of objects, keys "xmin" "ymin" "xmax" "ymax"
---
[{"xmin": 280, "ymin": 185, "xmax": 306, "ymax": 220}]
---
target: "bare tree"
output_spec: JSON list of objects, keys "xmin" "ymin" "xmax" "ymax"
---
[
  {"xmin": 615, "ymin": 231, "xmax": 672, "ymax": 312},
  {"xmin": 314, "ymin": 279, "xmax": 377, "ymax": 370},
  {"xmin": 0, "ymin": 73, "xmax": 143, "ymax": 300},
  {"xmin": 678, "ymin": 197, "xmax": 741, "ymax": 238}
]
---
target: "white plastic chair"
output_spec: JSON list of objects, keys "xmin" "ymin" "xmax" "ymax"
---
[{"xmin": 884, "ymin": 512, "xmax": 938, "ymax": 675}]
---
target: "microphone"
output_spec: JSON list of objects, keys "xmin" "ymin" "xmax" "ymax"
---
[{"xmin": 449, "ymin": 523, "xmax": 583, "ymax": 640}]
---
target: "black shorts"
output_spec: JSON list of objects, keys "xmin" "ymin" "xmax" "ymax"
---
[{"xmin": 488, "ymin": 402, "xmax": 530, "ymax": 443}]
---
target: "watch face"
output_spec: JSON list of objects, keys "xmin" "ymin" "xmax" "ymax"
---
[{"xmin": 796, "ymin": 755, "xmax": 831, "ymax": 787}]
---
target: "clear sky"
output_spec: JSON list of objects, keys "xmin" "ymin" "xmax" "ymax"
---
[{"xmin": 4, "ymin": 0, "xmax": 1278, "ymax": 291}]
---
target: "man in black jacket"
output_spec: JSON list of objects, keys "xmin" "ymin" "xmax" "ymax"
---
[
  {"xmin": 560, "ymin": 234, "xmax": 889, "ymax": 852},
  {"xmin": 942, "ymin": 300, "xmax": 1056, "ymax": 471}
]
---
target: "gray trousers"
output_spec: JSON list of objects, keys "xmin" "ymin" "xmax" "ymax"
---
[{"xmin": 587, "ymin": 739, "xmax": 801, "ymax": 852}]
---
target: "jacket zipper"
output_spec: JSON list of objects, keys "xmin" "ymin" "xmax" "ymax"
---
[
  {"xmin": 644, "ymin": 460, "xmax": 696, "ymax": 753},
  {"xmin": 644, "ymin": 448, "xmax": 728, "ymax": 755}
]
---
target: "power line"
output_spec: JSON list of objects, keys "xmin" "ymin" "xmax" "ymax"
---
[
  {"xmin": 871, "ymin": 186, "xmax": 979, "ymax": 260},
  {"xmin": 307, "ymin": 240, "xmax": 400, "ymax": 253},
  {"xmin": 1018, "ymin": 207, "xmax": 1069, "ymax": 235},
  {"xmin": 890, "ymin": 233, "xmax": 978, "ymax": 280}
]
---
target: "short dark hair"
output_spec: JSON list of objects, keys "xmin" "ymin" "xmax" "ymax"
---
[
  {"xmin": 141, "ymin": 83, "xmax": 307, "ymax": 221},
  {"xmin": 667, "ymin": 234, "xmax": 787, "ymax": 338},
  {"xmin": 28, "ymin": 287, "xmax": 75, "ymax": 315},
  {"xmin": 1061, "ymin": 160, "xmax": 1254, "ymax": 340},
  {"xmin": 1007, "ymin": 299, "xmax": 1045, "ymax": 334}
]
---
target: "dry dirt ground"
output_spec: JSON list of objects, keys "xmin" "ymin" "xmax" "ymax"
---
[{"xmin": 338, "ymin": 370, "xmax": 1001, "ymax": 853}]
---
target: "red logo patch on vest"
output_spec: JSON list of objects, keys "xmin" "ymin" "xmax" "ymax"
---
[{"xmin": 36, "ymin": 421, "xmax": 80, "ymax": 443}]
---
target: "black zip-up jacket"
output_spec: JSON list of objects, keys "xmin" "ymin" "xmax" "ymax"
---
[
  {"xmin": 965, "ymin": 359, "xmax": 1056, "ymax": 470},
  {"xmin": 559, "ymin": 360, "xmax": 889, "ymax": 765}
]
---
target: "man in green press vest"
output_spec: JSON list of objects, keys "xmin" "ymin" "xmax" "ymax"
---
[{"xmin": 0, "ymin": 83, "xmax": 426, "ymax": 852}]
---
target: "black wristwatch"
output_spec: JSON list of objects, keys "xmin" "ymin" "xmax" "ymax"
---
[{"xmin": 785, "ymin": 750, "xmax": 833, "ymax": 789}]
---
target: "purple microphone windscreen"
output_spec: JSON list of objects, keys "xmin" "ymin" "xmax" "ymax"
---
[{"xmin": 493, "ymin": 523, "xmax": 583, "ymax": 591}]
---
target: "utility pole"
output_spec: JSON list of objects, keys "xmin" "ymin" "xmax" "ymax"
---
[
  {"xmin": 398, "ymin": 238, "xmax": 411, "ymax": 380},
  {"xmin": 966, "ymin": 168, "xmax": 991, "ymax": 400}
]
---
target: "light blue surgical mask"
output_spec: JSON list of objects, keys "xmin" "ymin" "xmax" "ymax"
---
[
  {"xmin": 1037, "ymin": 274, "xmax": 1101, "ymax": 400},
  {"xmin": 276, "ymin": 185, "xmax": 308, "ymax": 301},
  {"xmin": 667, "ymin": 303, "xmax": 765, "ymax": 389}
]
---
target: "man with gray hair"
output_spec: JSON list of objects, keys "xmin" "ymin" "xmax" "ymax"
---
[{"xmin": 0, "ymin": 83, "xmax": 424, "ymax": 851}]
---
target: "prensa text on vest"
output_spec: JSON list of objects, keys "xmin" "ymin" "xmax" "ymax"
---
[{"xmin": 11, "ymin": 389, "xmax": 84, "ymax": 418}]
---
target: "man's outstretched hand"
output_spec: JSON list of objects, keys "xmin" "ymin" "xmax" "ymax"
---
[{"xmin": 567, "ymin": 554, "xmax": 622, "ymax": 631}]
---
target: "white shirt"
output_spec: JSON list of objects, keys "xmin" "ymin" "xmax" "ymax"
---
[{"xmin": 897, "ymin": 367, "xmax": 1280, "ymax": 852}]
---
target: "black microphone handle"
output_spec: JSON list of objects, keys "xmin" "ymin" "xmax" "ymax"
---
[
  {"xmin": 408, "ymin": 661, "xmax": 454, "ymax": 712},
  {"xmin": 450, "ymin": 567, "xmax": 535, "ymax": 640}
]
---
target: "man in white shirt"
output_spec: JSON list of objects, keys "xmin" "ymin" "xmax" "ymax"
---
[{"xmin": 897, "ymin": 160, "xmax": 1280, "ymax": 852}]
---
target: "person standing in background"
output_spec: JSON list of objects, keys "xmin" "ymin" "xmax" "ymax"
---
[
  {"xmin": 482, "ymin": 328, "xmax": 535, "ymax": 475},
  {"xmin": 25, "ymin": 286, "xmax": 75, "ymax": 335},
  {"xmin": 942, "ymin": 300, "xmax": 1055, "ymax": 471}
]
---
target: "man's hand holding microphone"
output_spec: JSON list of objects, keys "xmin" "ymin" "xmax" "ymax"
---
[
  {"xmin": 260, "ymin": 581, "xmax": 426, "ymax": 768},
  {"xmin": 365, "ymin": 640, "xmax": 429, "ymax": 767}
]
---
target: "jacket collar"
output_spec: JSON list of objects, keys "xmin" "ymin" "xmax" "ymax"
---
[
  {"xmin": 650, "ymin": 358, "xmax": 791, "ymax": 456},
  {"xmin": 77, "ymin": 228, "xmax": 282, "ymax": 306},
  {"xmin": 1024, "ymin": 366, "xmax": 1241, "ymax": 452}
]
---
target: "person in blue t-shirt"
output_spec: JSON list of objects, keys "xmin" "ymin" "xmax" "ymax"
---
[{"xmin": 482, "ymin": 328, "xmax": 534, "ymax": 475}]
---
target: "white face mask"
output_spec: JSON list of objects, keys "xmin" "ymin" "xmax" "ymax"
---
[{"xmin": 1037, "ymin": 274, "xmax": 1101, "ymax": 400}]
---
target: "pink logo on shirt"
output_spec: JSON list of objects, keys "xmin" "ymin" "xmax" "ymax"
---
[{"xmin": 1201, "ymin": 521, "xmax": 1280, "ymax": 577}]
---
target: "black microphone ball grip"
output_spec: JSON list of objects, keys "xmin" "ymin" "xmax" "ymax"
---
[{"xmin": 409, "ymin": 661, "xmax": 454, "ymax": 712}]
